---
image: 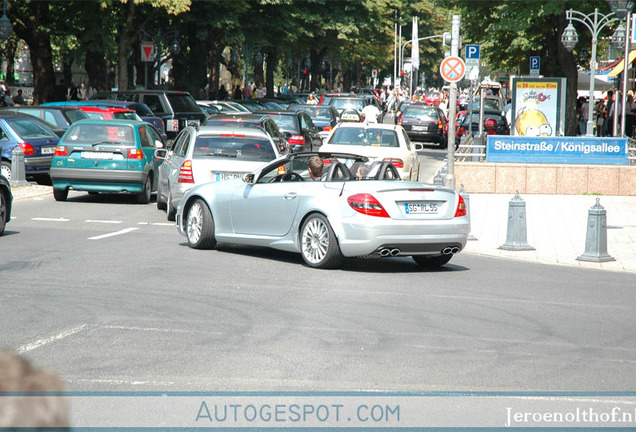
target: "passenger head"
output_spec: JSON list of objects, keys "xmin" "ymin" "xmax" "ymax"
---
[{"xmin": 307, "ymin": 156, "xmax": 324, "ymax": 180}]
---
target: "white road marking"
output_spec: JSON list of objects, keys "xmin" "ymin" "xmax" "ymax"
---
[
  {"xmin": 31, "ymin": 217, "xmax": 70, "ymax": 222},
  {"xmin": 66, "ymin": 378, "xmax": 176, "ymax": 386},
  {"xmin": 86, "ymin": 219, "xmax": 123, "ymax": 224},
  {"xmin": 150, "ymin": 222, "xmax": 175, "ymax": 227},
  {"xmin": 88, "ymin": 227, "xmax": 139, "ymax": 240},
  {"xmin": 17, "ymin": 324, "xmax": 88, "ymax": 353},
  {"xmin": 102, "ymin": 325, "xmax": 201, "ymax": 334}
]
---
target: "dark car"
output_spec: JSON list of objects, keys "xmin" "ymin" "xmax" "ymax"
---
[
  {"xmin": 456, "ymin": 110, "xmax": 510, "ymax": 146},
  {"xmin": 91, "ymin": 90, "xmax": 205, "ymax": 140},
  {"xmin": 203, "ymin": 113, "xmax": 286, "ymax": 153},
  {"xmin": 230, "ymin": 99, "xmax": 285, "ymax": 112},
  {"xmin": 254, "ymin": 110, "xmax": 321, "ymax": 152},
  {"xmin": 328, "ymin": 96, "xmax": 367, "ymax": 116},
  {"xmin": 1, "ymin": 106, "xmax": 89, "ymax": 137},
  {"xmin": 286, "ymin": 104, "xmax": 339, "ymax": 132},
  {"xmin": 0, "ymin": 112, "xmax": 60, "ymax": 183},
  {"xmin": 393, "ymin": 100, "xmax": 413, "ymax": 125},
  {"xmin": 399, "ymin": 104, "xmax": 448, "ymax": 148},
  {"xmin": 0, "ymin": 172, "xmax": 11, "ymax": 235}
]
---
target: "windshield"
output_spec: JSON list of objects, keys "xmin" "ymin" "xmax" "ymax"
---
[
  {"xmin": 264, "ymin": 114, "xmax": 299, "ymax": 133},
  {"xmin": 8, "ymin": 119, "xmax": 59, "ymax": 139},
  {"xmin": 64, "ymin": 123, "xmax": 136, "ymax": 145},
  {"xmin": 193, "ymin": 136, "xmax": 275, "ymax": 161},
  {"xmin": 330, "ymin": 98, "xmax": 366, "ymax": 111},
  {"xmin": 66, "ymin": 109, "xmax": 90, "ymax": 123},
  {"xmin": 113, "ymin": 112, "xmax": 142, "ymax": 121},
  {"xmin": 328, "ymin": 127, "xmax": 398, "ymax": 147},
  {"xmin": 203, "ymin": 118, "xmax": 260, "ymax": 128}
]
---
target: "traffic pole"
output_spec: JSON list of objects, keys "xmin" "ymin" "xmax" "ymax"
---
[{"xmin": 445, "ymin": 14, "xmax": 461, "ymax": 191}]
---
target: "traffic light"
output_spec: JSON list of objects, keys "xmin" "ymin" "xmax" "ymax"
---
[
  {"xmin": 443, "ymin": 32, "xmax": 451, "ymax": 47},
  {"xmin": 303, "ymin": 69, "xmax": 308, "ymax": 76},
  {"xmin": 400, "ymin": 71, "xmax": 405, "ymax": 77}
]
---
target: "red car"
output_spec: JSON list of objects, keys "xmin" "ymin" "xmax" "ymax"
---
[
  {"xmin": 69, "ymin": 106, "xmax": 141, "ymax": 121},
  {"xmin": 425, "ymin": 92, "xmax": 441, "ymax": 106}
]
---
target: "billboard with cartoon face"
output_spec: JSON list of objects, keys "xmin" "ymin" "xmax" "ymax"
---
[{"xmin": 511, "ymin": 77, "xmax": 566, "ymax": 137}]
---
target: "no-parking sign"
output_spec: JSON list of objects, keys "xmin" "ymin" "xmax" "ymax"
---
[{"xmin": 439, "ymin": 56, "xmax": 465, "ymax": 83}]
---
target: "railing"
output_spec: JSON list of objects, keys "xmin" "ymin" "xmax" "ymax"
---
[{"xmin": 629, "ymin": 137, "xmax": 636, "ymax": 165}]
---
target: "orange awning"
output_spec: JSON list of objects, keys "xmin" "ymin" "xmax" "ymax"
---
[{"xmin": 608, "ymin": 49, "xmax": 636, "ymax": 77}]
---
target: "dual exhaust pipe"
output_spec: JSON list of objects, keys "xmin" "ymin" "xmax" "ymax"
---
[{"xmin": 377, "ymin": 246, "xmax": 460, "ymax": 257}]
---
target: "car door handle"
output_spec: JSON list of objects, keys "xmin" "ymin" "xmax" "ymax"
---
[{"xmin": 284, "ymin": 192, "xmax": 297, "ymax": 200}]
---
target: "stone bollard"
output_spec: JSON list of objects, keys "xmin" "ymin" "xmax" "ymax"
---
[
  {"xmin": 576, "ymin": 198, "xmax": 615, "ymax": 263},
  {"xmin": 499, "ymin": 191, "xmax": 535, "ymax": 251},
  {"xmin": 458, "ymin": 184, "xmax": 477, "ymax": 240},
  {"xmin": 10, "ymin": 146, "xmax": 29, "ymax": 186}
]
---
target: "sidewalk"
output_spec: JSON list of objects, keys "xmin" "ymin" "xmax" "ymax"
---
[{"xmin": 10, "ymin": 184, "xmax": 636, "ymax": 273}]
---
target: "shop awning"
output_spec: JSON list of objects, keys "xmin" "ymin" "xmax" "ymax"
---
[{"xmin": 607, "ymin": 49, "xmax": 636, "ymax": 77}]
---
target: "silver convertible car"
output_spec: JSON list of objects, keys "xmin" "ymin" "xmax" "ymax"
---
[{"xmin": 175, "ymin": 153, "xmax": 470, "ymax": 269}]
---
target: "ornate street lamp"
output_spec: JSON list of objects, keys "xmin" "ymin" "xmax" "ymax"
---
[
  {"xmin": 561, "ymin": 8, "xmax": 621, "ymax": 136},
  {"xmin": 0, "ymin": 0, "xmax": 12, "ymax": 41},
  {"xmin": 608, "ymin": 0, "xmax": 635, "ymax": 19}
]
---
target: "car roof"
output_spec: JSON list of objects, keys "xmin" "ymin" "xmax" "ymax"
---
[
  {"xmin": 192, "ymin": 125, "xmax": 271, "ymax": 138},
  {"xmin": 335, "ymin": 122, "xmax": 399, "ymax": 131},
  {"xmin": 72, "ymin": 119, "xmax": 145, "ymax": 126}
]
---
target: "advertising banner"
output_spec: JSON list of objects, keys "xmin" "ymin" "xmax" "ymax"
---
[
  {"xmin": 511, "ymin": 77, "xmax": 566, "ymax": 137},
  {"xmin": 486, "ymin": 136, "xmax": 629, "ymax": 165}
]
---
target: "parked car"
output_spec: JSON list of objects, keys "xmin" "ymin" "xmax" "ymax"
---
[
  {"xmin": 424, "ymin": 91, "xmax": 441, "ymax": 106},
  {"xmin": 319, "ymin": 122, "xmax": 420, "ymax": 181},
  {"xmin": 40, "ymin": 100, "xmax": 167, "ymax": 139},
  {"xmin": 203, "ymin": 113, "xmax": 286, "ymax": 153},
  {"xmin": 72, "ymin": 105, "xmax": 142, "ymax": 121},
  {"xmin": 0, "ymin": 112, "xmax": 60, "ymax": 183},
  {"xmin": 231, "ymin": 99, "xmax": 285, "ymax": 112},
  {"xmin": 399, "ymin": 104, "xmax": 448, "ymax": 148},
  {"xmin": 456, "ymin": 110, "xmax": 510, "ymax": 146},
  {"xmin": 196, "ymin": 101, "xmax": 221, "ymax": 116},
  {"xmin": 199, "ymin": 100, "xmax": 250, "ymax": 113},
  {"xmin": 91, "ymin": 90, "xmax": 206, "ymax": 140},
  {"xmin": 175, "ymin": 152, "xmax": 469, "ymax": 269},
  {"xmin": 49, "ymin": 119, "xmax": 166, "ymax": 203},
  {"xmin": 1, "ymin": 106, "xmax": 89, "ymax": 136},
  {"xmin": 255, "ymin": 110, "xmax": 321, "ymax": 152},
  {"xmin": 393, "ymin": 100, "xmax": 413, "ymax": 125},
  {"xmin": 0, "ymin": 172, "xmax": 12, "ymax": 236},
  {"xmin": 155, "ymin": 125, "xmax": 280, "ymax": 220},
  {"xmin": 286, "ymin": 104, "xmax": 340, "ymax": 131}
]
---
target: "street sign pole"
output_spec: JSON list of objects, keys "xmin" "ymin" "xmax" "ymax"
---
[{"xmin": 446, "ymin": 14, "xmax": 461, "ymax": 191}]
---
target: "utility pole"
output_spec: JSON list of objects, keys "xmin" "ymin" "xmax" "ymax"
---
[{"xmin": 446, "ymin": 14, "xmax": 461, "ymax": 191}]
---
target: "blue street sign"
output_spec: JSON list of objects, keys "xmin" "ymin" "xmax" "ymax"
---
[
  {"xmin": 530, "ymin": 56, "xmax": 540, "ymax": 71},
  {"xmin": 466, "ymin": 45, "xmax": 480, "ymax": 60}
]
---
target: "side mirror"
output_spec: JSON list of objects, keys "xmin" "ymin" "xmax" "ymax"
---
[
  {"xmin": 154, "ymin": 140, "xmax": 164, "ymax": 149},
  {"xmin": 243, "ymin": 173, "xmax": 255, "ymax": 184},
  {"xmin": 154, "ymin": 148, "xmax": 167, "ymax": 159},
  {"xmin": 414, "ymin": 143, "xmax": 423, "ymax": 151}
]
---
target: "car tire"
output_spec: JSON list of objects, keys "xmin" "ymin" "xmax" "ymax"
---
[
  {"xmin": 0, "ymin": 160, "xmax": 11, "ymax": 182},
  {"xmin": 156, "ymin": 181, "xmax": 167, "ymax": 211},
  {"xmin": 412, "ymin": 254, "xmax": 453, "ymax": 268},
  {"xmin": 166, "ymin": 190, "xmax": 176, "ymax": 221},
  {"xmin": 185, "ymin": 198, "xmax": 216, "ymax": 249},
  {"xmin": 300, "ymin": 213, "xmax": 344, "ymax": 269},
  {"xmin": 0, "ymin": 189, "xmax": 7, "ymax": 236},
  {"xmin": 53, "ymin": 188, "xmax": 68, "ymax": 202},
  {"xmin": 136, "ymin": 176, "xmax": 152, "ymax": 204}
]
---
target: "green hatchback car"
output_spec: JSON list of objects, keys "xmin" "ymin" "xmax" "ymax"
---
[{"xmin": 50, "ymin": 119, "xmax": 165, "ymax": 203}]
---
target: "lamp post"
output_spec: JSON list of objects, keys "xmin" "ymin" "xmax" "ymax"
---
[
  {"xmin": 562, "ymin": 4, "xmax": 629, "ymax": 136},
  {"xmin": 141, "ymin": 29, "xmax": 180, "ymax": 89},
  {"xmin": 609, "ymin": 0, "xmax": 635, "ymax": 136},
  {"xmin": 0, "ymin": 0, "xmax": 12, "ymax": 41},
  {"xmin": 243, "ymin": 45, "xmax": 261, "ymax": 99},
  {"xmin": 400, "ymin": 34, "xmax": 442, "ymax": 95}
]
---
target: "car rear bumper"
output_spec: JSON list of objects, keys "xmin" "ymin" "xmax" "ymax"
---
[
  {"xmin": 25, "ymin": 156, "xmax": 53, "ymax": 174},
  {"xmin": 50, "ymin": 167, "xmax": 147, "ymax": 192}
]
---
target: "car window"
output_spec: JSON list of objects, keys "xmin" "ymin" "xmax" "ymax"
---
[
  {"xmin": 193, "ymin": 136, "xmax": 275, "ymax": 162},
  {"xmin": 143, "ymin": 95, "xmax": 166, "ymax": 114},
  {"xmin": 146, "ymin": 125, "xmax": 162, "ymax": 145},
  {"xmin": 329, "ymin": 127, "xmax": 398, "ymax": 147},
  {"xmin": 173, "ymin": 130, "xmax": 190, "ymax": 157},
  {"xmin": 0, "ymin": 126, "xmax": 8, "ymax": 141},
  {"xmin": 266, "ymin": 114, "xmax": 299, "ymax": 133},
  {"xmin": 166, "ymin": 93, "xmax": 201, "ymax": 112},
  {"xmin": 113, "ymin": 112, "xmax": 141, "ymax": 121},
  {"xmin": 66, "ymin": 109, "xmax": 89, "ymax": 123},
  {"xmin": 8, "ymin": 119, "xmax": 59, "ymax": 139},
  {"xmin": 64, "ymin": 123, "xmax": 135, "ymax": 145},
  {"xmin": 86, "ymin": 113, "xmax": 106, "ymax": 120},
  {"xmin": 403, "ymin": 106, "xmax": 438, "ymax": 121},
  {"xmin": 264, "ymin": 120, "xmax": 280, "ymax": 138},
  {"xmin": 131, "ymin": 104, "xmax": 155, "ymax": 117},
  {"xmin": 299, "ymin": 113, "xmax": 313, "ymax": 130},
  {"xmin": 256, "ymin": 158, "xmax": 310, "ymax": 184},
  {"xmin": 138, "ymin": 125, "xmax": 154, "ymax": 148},
  {"xmin": 401, "ymin": 129, "xmax": 413, "ymax": 150},
  {"xmin": 330, "ymin": 98, "xmax": 366, "ymax": 111},
  {"xmin": 43, "ymin": 111, "xmax": 58, "ymax": 127}
]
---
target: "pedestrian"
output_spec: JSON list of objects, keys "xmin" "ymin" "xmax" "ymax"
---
[
  {"xmin": 306, "ymin": 93, "xmax": 318, "ymax": 105},
  {"xmin": 218, "ymin": 84, "xmax": 228, "ymax": 101},
  {"xmin": 12, "ymin": 89, "xmax": 25, "ymax": 105},
  {"xmin": 3, "ymin": 90, "xmax": 14, "ymax": 106},
  {"xmin": 77, "ymin": 83, "xmax": 87, "ymax": 101},
  {"xmin": 233, "ymin": 85, "xmax": 242, "ymax": 99},
  {"xmin": 604, "ymin": 91, "xmax": 616, "ymax": 137},
  {"xmin": 578, "ymin": 96, "xmax": 588, "ymax": 135}
]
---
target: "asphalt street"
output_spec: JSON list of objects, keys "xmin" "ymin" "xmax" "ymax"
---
[{"xmin": 2, "ymin": 189, "xmax": 635, "ymax": 392}]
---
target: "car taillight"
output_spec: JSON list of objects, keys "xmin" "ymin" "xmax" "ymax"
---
[
  {"xmin": 221, "ymin": 133, "xmax": 245, "ymax": 137},
  {"xmin": 288, "ymin": 135, "xmax": 305, "ymax": 145},
  {"xmin": 397, "ymin": 117, "xmax": 402, "ymax": 125},
  {"xmin": 178, "ymin": 160, "xmax": 195, "ymax": 183},
  {"xmin": 54, "ymin": 146, "xmax": 67, "ymax": 157},
  {"xmin": 484, "ymin": 118, "xmax": 497, "ymax": 129},
  {"xmin": 382, "ymin": 157, "xmax": 404, "ymax": 169},
  {"xmin": 486, "ymin": 130, "xmax": 497, "ymax": 135},
  {"xmin": 127, "ymin": 148, "xmax": 144, "ymax": 159},
  {"xmin": 323, "ymin": 126, "xmax": 333, "ymax": 132},
  {"xmin": 438, "ymin": 120, "xmax": 443, "ymax": 130},
  {"xmin": 347, "ymin": 193, "xmax": 389, "ymax": 218},
  {"xmin": 277, "ymin": 165, "xmax": 286, "ymax": 175},
  {"xmin": 18, "ymin": 143, "xmax": 34, "ymax": 155},
  {"xmin": 454, "ymin": 195, "xmax": 467, "ymax": 217}
]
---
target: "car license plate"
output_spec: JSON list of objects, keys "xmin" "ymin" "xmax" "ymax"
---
[
  {"xmin": 412, "ymin": 125, "xmax": 427, "ymax": 131},
  {"xmin": 215, "ymin": 172, "xmax": 243, "ymax": 181},
  {"xmin": 404, "ymin": 202, "xmax": 438, "ymax": 214},
  {"xmin": 41, "ymin": 146, "xmax": 56, "ymax": 155},
  {"xmin": 82, "ymin": 151, "xmax": 113, "ymax": 160}
]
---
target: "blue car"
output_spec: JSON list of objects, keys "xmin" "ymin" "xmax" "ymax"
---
[
  {"xmin": 50, "ymin": 119, "xmax": 166, "ymax": 203},
  {"xmin": 0, "ymin": 172, "xmax": 11, "ymax": 235},
  {"xmin": 0, "ymin": 112, "xmax": 60, "ymax": 183}
]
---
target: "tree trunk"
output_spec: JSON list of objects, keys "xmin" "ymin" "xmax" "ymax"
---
[
  {"xmin": 26, "ymin": 38, "xmax": 56, "ymax": 104},
  {"xmin": 85, "ymin": 51, "xmax": 109, "ymax": 91},
  {"xmin": 265, "ymin": 47, "xmax": 276, "ymax": 98},
  {"xmin": 117, "ymin": 1, "xmax": 136, "ymax": 91},
  {"xmin": 4, "ymin": 36, "xmax": 17, "ymax": 86}
]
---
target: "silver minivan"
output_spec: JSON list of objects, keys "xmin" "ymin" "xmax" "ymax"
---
[{"xmin": 155, "ymin": 125, "xmax": 280, "ymax": 220}]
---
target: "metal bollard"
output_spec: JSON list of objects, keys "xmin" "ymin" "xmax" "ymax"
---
[
  {"xmin": 499, "ymin": 191, "xmax": 535, "ymax": 251},
  {"xmin": 10, "ymin": 146, "xmax": 29, "ymax": 186},
  {"xmin": 458, "ymin": 184, "xmax": 477, "ymax": 240},
  {"xmin": 576, "ymin": 198, "xmax": 615, "ymax": 262}
]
